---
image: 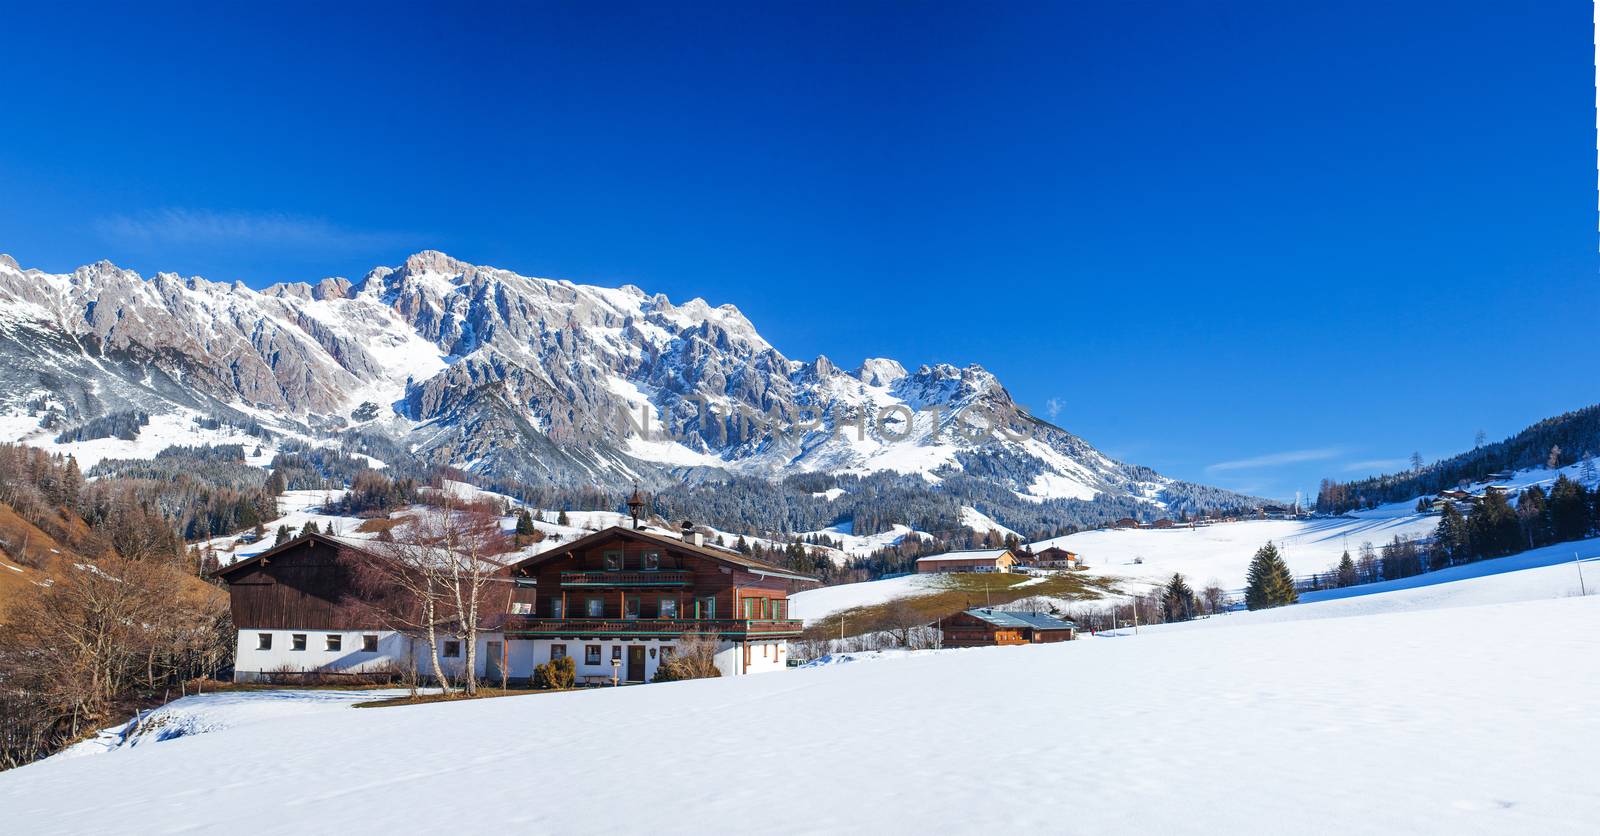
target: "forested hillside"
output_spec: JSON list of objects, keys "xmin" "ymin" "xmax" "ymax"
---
[{"xmin": 1317, "ymin": 404, "xmax": 1600, "ymax": 513}]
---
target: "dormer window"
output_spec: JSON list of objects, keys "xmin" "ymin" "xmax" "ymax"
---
[
  {"xmin": 603, "ymin": 550, "xmax": 623, "ymax": 571},
  {"xmin": 643, "ymin": 552, "xmax": 660, "ymax": 571}
]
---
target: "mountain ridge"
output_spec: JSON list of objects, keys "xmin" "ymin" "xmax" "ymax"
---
[{"xmin": 0, "ymin": 250, "xmax": 1268, "ymax": 532}]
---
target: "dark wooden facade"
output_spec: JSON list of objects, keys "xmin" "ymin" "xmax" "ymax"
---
[
  {"xmin": 215, "ymin": 527, "xmax": 814, "ymax": 640},
  {"xmin": 941, "ymin": 609, "xmax": 1076, "ymax": 648},
  {"xmin": 215, "ymin": 535, "xmax": 369, "ymax": 630},
  {"xmin": 502, "ymin": 527, "xmax": 810, "ymax": 639}
]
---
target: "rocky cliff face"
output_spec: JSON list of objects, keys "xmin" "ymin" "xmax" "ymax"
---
[{"xmin": 0, "ymin": 251, "xmax": 1255, "ymax": 514}]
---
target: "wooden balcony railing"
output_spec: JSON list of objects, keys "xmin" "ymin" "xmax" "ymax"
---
[
  {"xmin": 559, "ymin": 570, "xmax": 693, "ymax": 587},
  {"xmin": 502, "ymin": 617, "xmax": 805, "ymax": 638}
]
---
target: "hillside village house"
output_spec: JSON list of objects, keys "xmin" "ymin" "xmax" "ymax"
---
[
  {"xmin": 215, "ymin": 525, "xmax": 815, "ymax": 684},
  {"xmin": 915, "ymin": 548, "xmax": 1016, "ymax": 574},
  {"xmin": 941, "ymin": 608, "xmax": 1076, "ymax": 647},
  {"xmin": 1029, "ymin": 546, "xmax": 1081, "ymax": 569}
]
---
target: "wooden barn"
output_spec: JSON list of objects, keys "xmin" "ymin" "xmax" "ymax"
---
[{"xmin": 940, "ymin": 608, "xmax": 1076, "ymax": 647}]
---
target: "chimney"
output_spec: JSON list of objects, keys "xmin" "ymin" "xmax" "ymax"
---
[{"xmin": 680, "ymin": 520, "xmax": 704, "ymax": 548}]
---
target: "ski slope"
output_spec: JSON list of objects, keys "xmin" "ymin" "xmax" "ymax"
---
[{"xmin": 2, "ymin": 580, "xmax": 1594, "ymax": 834}]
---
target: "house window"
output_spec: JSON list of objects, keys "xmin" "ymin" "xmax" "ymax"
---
[
  {"xmin": 611, "ymin": 646, "xmax": 622, "ymax": 661},
  {"xmin": 362, "ymin": 634, "xmax": 378, "ymax": 653},
  {"xmin": 443, "ymin": 640, "xmax": 461, "ymax": 658},
  {"xmin": 291, "ymin": 634, "xmax": 307, "ymax": 651},
  {"xmin": 771, "ymin": 600, "xmax": 786, "ymax": 620},
  {"xmin": 257, "ymin": 633, "xmax": 272, "ymax": 651},
  {"xmin": 325, "ymin": 634, "xmax": 342, "ymax": 652},
  {"xmin": 585, "ymin": 645, "xmax": 601, "ymax": 665},
  {"xmin": 551, "ymin": 644, "xmax": 567, "ymax": 660},
  {"xmin": 659, "ymin": 598, "xmax": 679, "ymax": 618},
  {"xmin": 550, "ymin": 597, "xmax": 564, "ymax": 618},
  {"xmin": 625, "ymin": 597, "xmax": 640, "ymax": 620},
  {"xmin": 586, "ymin": 597, "xmax": 605, "ymax": 617},
  {"xmin": 696, "ymin": 597, "xmax": 716, "ymax": 620},
  {"xmin": 603, "ymin": 550, "xmax": 623, "ymax": 571},
  {"xmin": 643, "ymin": 551, "xmax": 660, "ymax": 571}
]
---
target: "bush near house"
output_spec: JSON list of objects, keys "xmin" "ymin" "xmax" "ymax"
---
[
  {"xmin": 650, "ymin": 631, "xmax": 722, "ymax": 682},
  {"xmin": 532, "ymin": 656, "xmax": 576, "ymax": 690}
]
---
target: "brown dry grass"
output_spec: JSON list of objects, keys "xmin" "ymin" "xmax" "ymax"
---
[
  {"xmin": 355, "ymin": 517, "xmax": 402, "ymax": 534},
  {"xmin": 802, "ymin": 571, "xmax": 1120, "ymax": 641}
]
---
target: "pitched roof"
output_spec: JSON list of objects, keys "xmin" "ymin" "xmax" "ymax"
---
[
  {"xmin": 963, "ymin": 608, "xmax": 1076, "ymax": 630},
  {"xmin": 210, "ymin": 531, "xmax": 509, "ymax": 578},
  {"xmin": 210, "ymin": 532, "xmax": 372, "ymax": 578},
  {"xmin": 915, "ymin": 548, "xmax": 1013, "ymax": 564},
  {"xmin": 506, "ymin": 525, "xmax": 819, "ymax": 584}
]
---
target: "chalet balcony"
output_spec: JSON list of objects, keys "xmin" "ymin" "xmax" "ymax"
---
[
  {"xmin": 559, "ymin": 570, "xmax": 693, "ymax": 588},
  {"xmin": 502, "ymin": 616, "xmax": 805, "ymax": 638}
]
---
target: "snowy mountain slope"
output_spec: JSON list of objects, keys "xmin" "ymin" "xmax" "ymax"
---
[
  {"xmin": 1023, "ymin": 459, "xmax": 1600, "ymax": 592},
  {"xmin": 3, "ymin": 590, "xmax": 1595, "ymax": 833},
  {"xmin": 0, "ymin": 251, "xmax": 1264, "ymax": 525},
  {"xmin": 1027, "ymin": 509, "xmax": 1441, "ymax": 590}
]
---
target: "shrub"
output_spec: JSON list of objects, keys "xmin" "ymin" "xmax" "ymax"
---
[
  {"xmin": 650, "ymin": 631, "xmax": 722, "ymax": 682},
  {"xmin": 532, "ymin": 656, "xmax": 576, "ymax": 690}
]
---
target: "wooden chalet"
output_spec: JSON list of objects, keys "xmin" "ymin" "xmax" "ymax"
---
[
  {"xmin": 214, "ymin": 521, "xmax": 818, "ymax": 685},
  {"xmin": 915, "ymin": 548, "xmax": 1017, "ymax": 574},
  {"xmin": 941, "ymin": 608, "xmax": 1076, "ymax": 647},
  {"xmin": 1031, "ymin": 546, "xmax": 1081, "ymax": 569},
  {"xmin": 501, "ymin": 524, "xmax": 815, "ymax": 681}
]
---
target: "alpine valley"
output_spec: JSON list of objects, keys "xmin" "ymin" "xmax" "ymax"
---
[{"xmin": 0, "ymin": 250, "xmax": 1263, "ymax": 539}]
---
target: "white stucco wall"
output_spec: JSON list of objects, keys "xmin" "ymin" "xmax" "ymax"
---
[
  {"xmin": 232, "ymin": 629, "xmax": 412, "ymax": 682},
  {"xmin": 517, "ymin": 637, "xmax": 671, "ymax": 683},
  {"xmin": 711, "ymin": 639, "xmax": 789, "ymax": 676},
  {"xmin": 236, "ymin": 630, "xmax": 792, "ymax": 683}
]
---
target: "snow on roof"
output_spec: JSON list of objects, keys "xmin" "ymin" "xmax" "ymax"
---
[
  {"xmin": 964, "ymin": 608, "xmax": 1075, "ymax": 630},
  {"xmin": 915, "ymin": 548, "xmax": 1012, "ymax": 563}
]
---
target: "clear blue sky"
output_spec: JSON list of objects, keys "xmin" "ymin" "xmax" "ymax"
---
[{"xmin": 1, "ymin": 2, "xmax": 1593, "ymax": 501}]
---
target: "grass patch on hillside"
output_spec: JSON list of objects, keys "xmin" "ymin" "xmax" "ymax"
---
[{"xmin": 802, "ymin": 571, "xmax": 1121, "ymax": 642}]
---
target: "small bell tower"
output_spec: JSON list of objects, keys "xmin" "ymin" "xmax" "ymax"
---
[{"xmin": 627, "ymin": 487, "xmax": 646, "ymax": 530}]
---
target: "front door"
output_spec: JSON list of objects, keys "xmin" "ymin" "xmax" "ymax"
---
[
  {"xmin": 486, "ymin": 641, "xmax": 503, "ymax": 682},
  {"xmin": 626, "ymin": 645, "xmax": 645, "ymax": 682}
]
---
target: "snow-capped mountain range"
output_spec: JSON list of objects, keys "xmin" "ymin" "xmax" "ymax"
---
[{"xmin": 0, "ymin": 250, "xmax": 1261, "ymax": 517}]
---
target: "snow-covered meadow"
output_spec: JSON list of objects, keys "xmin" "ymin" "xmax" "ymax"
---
[{"xmin": 4, "ymin": 554, "xmax": 1596, "ymax": 835}]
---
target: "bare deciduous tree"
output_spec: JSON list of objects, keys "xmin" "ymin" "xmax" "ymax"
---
[{"xmin": 339, "ymin": 496, "xmax": 512, "ymax": 696}]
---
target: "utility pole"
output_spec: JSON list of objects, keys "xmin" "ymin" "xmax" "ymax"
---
[
  {"xmin": 1131, "ymin": 596, "xmax": 1140, "ymax": 636},
  {"xmin": 1577, "ymin": 552, "xmax": 1588, "ymax": 597}
]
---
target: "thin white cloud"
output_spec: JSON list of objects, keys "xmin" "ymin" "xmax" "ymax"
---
[
  {"xmin": 1342, "ymin": 458, "xmax": 1410, "ymax": 473},
  {"xmin": 1045, "ymin": 397, "xmax": 1062, "ymax": 419},
  {"xmin": 96, "ymin": 208, "xmax": 411, "ymax": 253},
  {"xmin": 1206, "ymin": 447, "xmax": 1342, "ymax": 473}
]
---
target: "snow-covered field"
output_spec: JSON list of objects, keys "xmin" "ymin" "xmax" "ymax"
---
[
  {"xmin": 1030, "ymin": 508, "xmax": 1439, "ymax": 590},
  {"xmin": 54, "ymin": 689, "xmax": 416, "ymax": 759},
  {"xmin": 3, "ymin": 561, "xmax": 1595, "ymax": 834},
  {"xmin": 789, "ymin": 573, "xmax": 940, "ymax": 622}
]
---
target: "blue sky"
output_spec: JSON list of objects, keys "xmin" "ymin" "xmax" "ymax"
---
[{"xmin": 0, "ymin": 2, "xmax": 1593, "ymax": 501}]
